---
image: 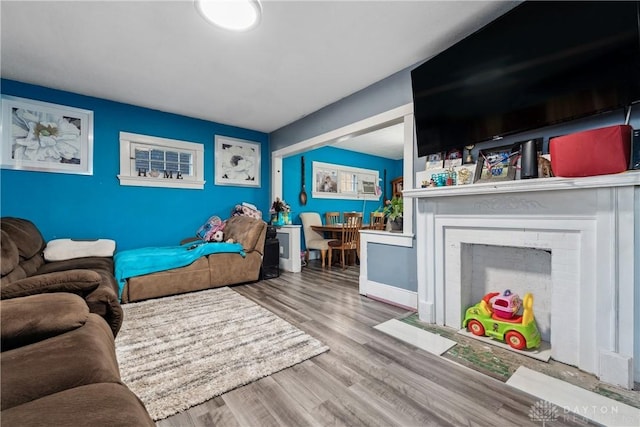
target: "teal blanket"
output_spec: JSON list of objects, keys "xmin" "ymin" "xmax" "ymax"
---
[{"xmin": 114, "ymin": 241, "xmax": 245, "ymax": 301}]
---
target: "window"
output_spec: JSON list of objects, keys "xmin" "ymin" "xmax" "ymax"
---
[
  {"xmin": 118, "ymin": 132, "xmax": 205, "ymax": 189},
  {"xmin": 312, "ymin": 161, "xmax": 379, "ymax": 200}
]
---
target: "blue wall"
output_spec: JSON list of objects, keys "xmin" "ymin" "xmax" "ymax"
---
[
  {"xmin": 282, "ymin": 146, "xmax": 401, "ymax": 236},
  {"xmin": 0, "ymin": 79, "xmax": 270, "ymax": 250}
]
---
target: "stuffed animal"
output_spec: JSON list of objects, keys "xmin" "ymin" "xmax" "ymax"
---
[
  {"xmin": 211, "ymin": 230, "xmax": 224, "ymax": 242},
  {"xmin": 230, "ymin": 202, "xmax": 262, "ymax": 219},
  {"xmin": 196, "ymin": 216, "xmax": 226, "ymax": 242}
]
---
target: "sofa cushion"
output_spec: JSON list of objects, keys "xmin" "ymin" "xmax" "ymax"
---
[
  {"xmin": 0, "ymin": 230, "xmax": 19, "ymax": 276},
  {"xmin": 1, "ymin": 293, "xmax": 89, "ymax": 351},
  {"xmin": 18, "ymin": 253, "xmax": 45, "ymax": 277},
  {"xmin": 0, "ymin": 270, "xmax": 101, "ymax": 300},
  {"xmin": 224, "ymin": 216, "xmax": 266, "ymax": 252},
  {"xmin": 36, "ymin": 256, "xmax": 114, "ymax": 276},
  {"xmin": 0, "ymin": 266, "xmax": 27, "ymax": 286},
  {"xmin": 1, "ymin": 313, "xmax": 120, "ymax": 410},
  {"xmin": 0, "ymin": 218, "xmax": 46, "ymax": 260},
  {"xmin": 0, "ymin": 383, "xmax": 155, "ymax": 427}
]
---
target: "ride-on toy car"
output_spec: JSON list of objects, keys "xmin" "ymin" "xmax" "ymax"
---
[{"xmin": 463, "ymin": 291, "xmax": 541, "ymax": 350}]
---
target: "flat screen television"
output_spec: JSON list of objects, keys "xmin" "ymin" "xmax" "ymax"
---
[{"xmin": 411, "ymin": 1, "xmax": 640, "ymax": 157}]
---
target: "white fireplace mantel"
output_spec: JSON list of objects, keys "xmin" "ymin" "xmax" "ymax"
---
[
  {"xmin": 405, "ymin": 171, "xmax": 640, "ymax": 389},
  {"xmin": 404, "ymin": 171, "xmax": 640, "ymax": 199}
]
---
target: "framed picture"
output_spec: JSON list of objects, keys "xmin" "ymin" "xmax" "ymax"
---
[
  {"xmin": 426, "ymin": 152, "xmax": 444, "ymax": 170},
  {"xmin": 474, "ymin": 145, "xmax": 518, "ymax": 183},
  {"xmin": 444, "ymin": 148, "xmax": 463, "ymax": 168},
  {"xmin": 1, "ymin": 95, "xmax": 94, "ymax": 175},
  {"xmin": 214, "ymin": 135, "xmax": 261, "ymax": 187},
  {"xmin": 313, "ymin": 163, "xmax": 338, "ymax": 194}
]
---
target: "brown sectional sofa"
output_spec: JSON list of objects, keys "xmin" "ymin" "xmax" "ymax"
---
[
  {"xmin": 1, "ymin": 217, "xmax": 123, "ymax": 336},
  {"xmin": 120, "ymin": 215, "xmax": 267, "ymax": 303},
  {"xmin": 0, "ymin": 217, "xmax": 154, "ymax": 425}
]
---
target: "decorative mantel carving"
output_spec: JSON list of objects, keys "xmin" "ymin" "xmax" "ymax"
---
[{"xmin": 474, "ymin": 197, "xmax": 545, "ymax": 211}]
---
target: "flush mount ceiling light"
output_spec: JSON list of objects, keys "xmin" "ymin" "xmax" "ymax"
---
[{"xmin": 196, "ymin": 0, "xmax": 262, "ymax": 31}]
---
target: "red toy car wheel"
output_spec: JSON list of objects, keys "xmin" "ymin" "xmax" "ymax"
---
[
  {"xmin": 467, "ymin": 320, "xmax": 485, "ymax": 336},
  {"xmin": 505, "ymin": 331, "xmax": 526, "ymax": 350}
]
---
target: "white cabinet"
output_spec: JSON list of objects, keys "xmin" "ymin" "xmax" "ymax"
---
[{"xmin": 275, "ymin": 225, "xmax": 301, "ymax": 273}]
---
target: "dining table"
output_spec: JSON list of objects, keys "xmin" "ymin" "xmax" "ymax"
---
[{"xmin": 311, "ymin": 223, "xmax": 371, "ymax": 266}]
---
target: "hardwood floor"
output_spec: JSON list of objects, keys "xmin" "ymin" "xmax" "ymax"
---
[{"xmin": 156, "ymin": 262, "xmax": 592, "ymax": 427}]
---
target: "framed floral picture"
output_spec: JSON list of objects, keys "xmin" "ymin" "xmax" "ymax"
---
[
  {"xmin": 474, "ymin": 144, "xmax": 519, "ymax": 183},
  {"xmin": 214, "ymin": 135, "xmax": 261, "ymax": 187},
  {"xmin": 1, "ymin": 95, "xmax": 94, "ymax": 175}
]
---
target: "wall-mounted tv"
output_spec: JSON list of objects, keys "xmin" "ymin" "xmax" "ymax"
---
[{"xmin": 411, "ymin": 1, "xmax": 640, "ymax": 157}]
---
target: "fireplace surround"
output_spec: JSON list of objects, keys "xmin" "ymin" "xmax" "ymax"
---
[{"xmin": 405, "ymin": 172, "xmax": 640, "ymax": 389}]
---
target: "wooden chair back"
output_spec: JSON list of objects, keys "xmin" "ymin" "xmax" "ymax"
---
[
  {"xmin": 369, "ymin": 212, "xmax": 386, "ymax": 230},
  {"xmin": 342, "ymin": 212, "xmax": 363, "ymax": 248},
  {"xmin": 325, "ymin": 211, "xmax": 341, "ymax": 225}
]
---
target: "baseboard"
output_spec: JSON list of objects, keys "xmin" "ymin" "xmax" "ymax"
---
[{"xmin": 363, "ymin": 280, "xmax": 417, "ymax": 311}]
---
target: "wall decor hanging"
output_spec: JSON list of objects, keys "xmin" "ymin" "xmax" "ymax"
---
[
  {"xmin": 1, "ymin": 95, "xmax": 94, "ymax": 175},
  {"xmin": 214, "ymin": 135, "xmax": 261, "ymax": 187}
]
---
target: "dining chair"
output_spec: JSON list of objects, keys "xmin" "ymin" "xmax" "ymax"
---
[
  {"xmin": 325, "ymin": 211, "xmax": 341, "ymax": 225},
  {"xmin": 369, "ymin": 212, "xmax": 386, "ymax": 231},
  {"xmin": 299, "ymin": 212, "xmax": 333, "ymax": 267},
  {"xmin": 328, "ymin": 212, "xmax": 363, "ymax": 269}
]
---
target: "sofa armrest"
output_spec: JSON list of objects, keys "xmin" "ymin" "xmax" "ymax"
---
[
  {"xmin": 1, "ymin": 293, "xmax": 89, "ymax": 351},
  {"xmin": 224, "ymin": 217, "xmax": 267, "ymax": 254},
  {"xmin": 0, "ymin": 270, "xmax": 101, "ymax": 300},
  {"xmin": 83, "ymin": 271, "xmax": 123, "ymax": 337}
]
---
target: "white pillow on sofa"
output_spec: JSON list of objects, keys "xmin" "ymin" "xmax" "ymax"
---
[{"xmin": 44, "ymin": 239, "xmax": 116, "ymax": 261}]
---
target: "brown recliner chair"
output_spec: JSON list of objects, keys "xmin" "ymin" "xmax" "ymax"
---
[
  {"xmin": 0, "ymin": 217, "xmax": 123, "ymax": 336},
  {"xmin": 1, "ymin": 292, "xmax": 154, "ymax": 426}
]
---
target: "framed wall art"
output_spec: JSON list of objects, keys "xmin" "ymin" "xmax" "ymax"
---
[
  {"xmin": 1, "ymin": 95, "xmax": 94, "ymax": 175},
  {"xmin": 474, "ymin": 145, "xmax": 519, "ymax": 183},
  {"xmin": 313, "ymin": 162, "xmax": 339, "ymax": 194},
  {"xmin": 214, "ymin": 135, "xmax": 261, "ymax": 187},
  {"xmin": 312, "ymin": 161, "xmax": 379, "ymax": 200}
]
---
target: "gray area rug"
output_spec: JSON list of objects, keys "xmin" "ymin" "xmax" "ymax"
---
[{"xmin": 115, "ymin": 287, "xmax": 329, "ymax": 420}]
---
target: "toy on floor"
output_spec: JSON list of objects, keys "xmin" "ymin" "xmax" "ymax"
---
[{"xmin": 463, "ymin": 291, "xmax": 541, "ymax": 350}]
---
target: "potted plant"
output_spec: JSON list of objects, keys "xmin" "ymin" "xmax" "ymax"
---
[
  {"xmin": 270, "ymin": 197, "xmax": 291, "ymax": 225},
  {"xmin": 381, "ymin": 197, "xmax": 403, "ymax": 231}
]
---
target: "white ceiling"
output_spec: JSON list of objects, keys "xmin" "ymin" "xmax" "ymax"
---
[
  {"xmin": 1, "ymin": 0, "xmax": 518, "ymax": 156},
  {"xmin": 332, "ymin": 122, "xmax": 405, "ymax": 160}
]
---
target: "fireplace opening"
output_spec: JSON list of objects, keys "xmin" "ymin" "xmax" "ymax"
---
[{"xmin": 460, "ymin": 244, "xmax": 552, "ymax": 343}]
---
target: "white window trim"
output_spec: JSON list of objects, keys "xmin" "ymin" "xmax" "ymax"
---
[
  {"xmin": 117, "ymin": 132, "xmax": 205, "ymax": 189},
  {"xmin": 312, "ymin": 161, "xmax": 380, "ymax": 201}
]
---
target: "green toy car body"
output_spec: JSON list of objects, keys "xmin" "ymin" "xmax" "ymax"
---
[{"xmin": 463, "ymin": 292, "xmax": 541, "ymax": 350}]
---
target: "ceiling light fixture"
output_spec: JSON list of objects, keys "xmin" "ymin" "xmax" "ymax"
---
[{"xmin": 196, "ymin": 0, "xmax": 262, "ymax": 32}]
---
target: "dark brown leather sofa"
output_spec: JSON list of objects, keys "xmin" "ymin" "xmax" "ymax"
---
[
  {"xmin": 0, "ymin": 217, "xmax": 154, "ymax": 425},
  {"xmin": 1, "ymin": 217, "xmax": 122, "ymax": 336}
]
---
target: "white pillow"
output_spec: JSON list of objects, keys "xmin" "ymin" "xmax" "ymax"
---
[{"xmin": 44, "ymin": 239, "xmax": 116, "ymax": 262}]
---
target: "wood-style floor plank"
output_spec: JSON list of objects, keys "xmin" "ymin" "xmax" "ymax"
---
[{"xmin": 158, "ymin": 261, "xmax": 594, "ymax": 426}]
